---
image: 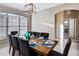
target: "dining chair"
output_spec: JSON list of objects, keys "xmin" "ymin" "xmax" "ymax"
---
[
  {"xmin": 18, "ymin": 38, "xmax": 38, "ymax": 56},
  {"xmin": 17, "ymin": 38, "xmax": 31, "ymax": 56},
  {"xmin": 40, "ymin": 33, "xmax": 49, "ymax": 40},
  {"xmin": 8, "ymin": 35, "xmax": 13, "ymax": 54},
  {"xmin": 11, "ymin": 31, "xmax": 18, "ymax": 35},
  {"xmin": 11, "ymin": 35, "xmax": 20, "ymax": 56},
  {"xmin": 50, "ymin": 38, "xmax": 71, "ymax": 56}
]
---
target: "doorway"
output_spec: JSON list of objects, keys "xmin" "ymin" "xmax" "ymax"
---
[{"xmin": 55, "ymin": 10, "xmax": 78, "ymax": 39}]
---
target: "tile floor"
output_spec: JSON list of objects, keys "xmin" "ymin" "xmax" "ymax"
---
[{"xmin": 68, "ymin": 40, "xmax": 79, "ymax": 56}]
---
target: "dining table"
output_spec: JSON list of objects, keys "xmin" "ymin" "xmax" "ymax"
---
[{"xmin": 29, "ymin": 39, "xmax": 58, "ymax": 56}]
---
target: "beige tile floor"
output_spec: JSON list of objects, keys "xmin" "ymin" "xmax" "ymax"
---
[{"xmin": 68, "ymin": 40, "xmax": 79, "ymax": 56}]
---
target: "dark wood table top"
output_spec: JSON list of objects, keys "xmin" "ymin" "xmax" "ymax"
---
[{"xmin": 29, "ymin": 39, "xmax": 58, "ymax": 56}]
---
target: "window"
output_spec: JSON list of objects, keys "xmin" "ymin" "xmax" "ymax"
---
[
  {"xmin": 0, "ymin": 13, "xmax": 7, "ymax": 26},
  {"xmin": 0, "ymin": 27, "xmax": 6, "ymax": 37},
  {"xmin": 8, "ymin": 14, "xmax": 19, "ymax": 26},
  {"xmin": 8, "ymin": 14, "xmax": 19, "ymax": 34},
  {"xmin": 0, "ymin": 13, "xmax": 28, "ymax": 39},
  {"xmin": 19, "ymin": 16, "xmax": 28, "ymax": 35},
  {"xmin": 8, "ymin": 27, "xmax": 19, "ymax": 34},
  {"xmin": 20, "ymin": 27, "xmax": 27, "ymax": 35},
  {"xmin": 0, "ymin": 13, "xmax": 7, "ymax": 38}
]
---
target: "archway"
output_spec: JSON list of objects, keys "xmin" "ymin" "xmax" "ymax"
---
[
  {"xmin": 52, "ymin": 4, "xmax": 79, "ymax": 39},
  {"xmin": 55, "ymin": 9, "xmax": 79, "ymax": 40}
]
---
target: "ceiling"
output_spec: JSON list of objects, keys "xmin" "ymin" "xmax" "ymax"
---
[{"xmin": 0, "ymin": 3, "xmax": 63, "ymax": 11}]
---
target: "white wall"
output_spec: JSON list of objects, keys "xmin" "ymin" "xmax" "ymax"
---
[
  {"xmin": 55, "ymin": 12, "xmax": 64, "ymax": 39},
  {"xmin": 32, "ymin": 3, "xmax": 79, "ymax": 39},
  {"xmin": 32, "ymin": 9, "xmax": 55, "ymax": 39}
]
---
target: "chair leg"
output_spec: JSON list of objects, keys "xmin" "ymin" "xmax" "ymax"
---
[
  {"xmin": 12, "ymin": 47, "xmax": 15, "ymax": 56},
  {"xmin": 9, "ymin": 45, "xmax": 11, "ymax": 54},
  {"xmin": 18, "ymin": 51, "xmax": 20, "ymax": 56}
]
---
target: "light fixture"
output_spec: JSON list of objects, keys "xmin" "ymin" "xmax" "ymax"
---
[
  {"xmin": 67, "ymin": 10, "xmax": 71, "ymax": 15},
  {"xmin": 23, "ymin": 3, "xmax": 37, "ymax": 15}
]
